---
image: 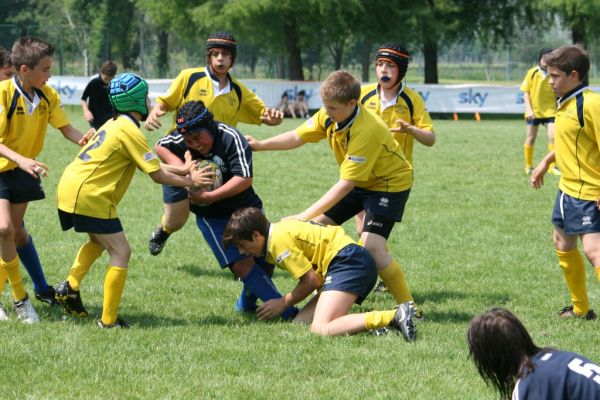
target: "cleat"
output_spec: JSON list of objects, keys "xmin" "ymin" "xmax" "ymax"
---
[
  {"xmin": 370, "ymin": 327, "xmax": 390, "ymax": 336},
  {"xmin": 97, "ymin": 318, "xmax": 130, "ymax": 329},
  {"xmin": 14, "ymin": 295, "xmax": 40, "ymax": 324},
  {"xmin": 525, "ymin": 167, "xmax": 534, "ymax": 175},
  {"xmin": 389, "ymin": 301, "xmax": 417, "ymax": 341},
  {"xmin": 149, "ymin": 225, "xmax": 170, "ymax": 256},
  {"xmin": 549, "ymin": 167, "xmax": 561, "ymax": 176},
  {"xmin": 235, "ymin": 295, "xmax": 258, "ymax": 313},
  {"xmin": 0, "ymin": 304, "xmax": 8, "ymax": 321},
  {"xmin": 35, "ymin": 286, "xmax": 59, "ymax": 306},
  {"xmin": 413, "ymin": 304, "xmax": 424, "ymax": 320},
  {"xmin": 558, "ymin": 305, "xmax": 596, "ymax": 320},
  {"xmin": 55, "ymin": 281, "xmax": 88, "ymax": 317},
  {"xmin": 374, "ymin": 280, "xmax": 388, "ymax": 292}
]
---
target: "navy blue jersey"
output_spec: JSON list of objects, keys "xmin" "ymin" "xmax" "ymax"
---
[
  {"xmin": 513, "ymin": 350, "xmax": 600, "ymax": 400},
  {"xmin": 156, "ymin": 122, "xmax": 262, "ymax": 217}
]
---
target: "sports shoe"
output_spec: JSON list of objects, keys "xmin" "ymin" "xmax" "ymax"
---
[
  {"xmin": 0, "ymin": 304, "xmax": 8, "ymax": 321},
  {"xmin": 558, "ymin": 305, "xmax": 596, "ymax": 320},
  {"xmin": 235, "ymin": 295, "xmax": 258, "ymax": 313},
  {"xmin": 55, "ymin": 280, "xmax": 88, "ymax": 317},
  {"xmin": 370, "ymin": 327, "xmax": 390, "ymax": 336},
  {"xmin": 14, "ymin": 295, "xmax": 40, "ymax": 324},
  {"xmin": 525, "ymin": 167, "xmax": 534, "ymax": 175},
  {"xmin": 35, "ymin": 286, "xmax": 59, "ymax": 306},
  {"xmin": 374, "ymin": 280, "xmax": 388, "ymax": 292},
  {"xmin": 389, "ymin": 301, "xmax": 417, "ymax": 341},
  {"xmin": 97, "ymin": 318, "xmax": 130, "ymax": 329},
  {"xmin": 149, "ymin": 225, "xmax": 170, "ymax": 256}
]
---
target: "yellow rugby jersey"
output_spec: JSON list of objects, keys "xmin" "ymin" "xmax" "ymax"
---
[
  {"xmin": 0, "ymin": 77, "xmax": 70, "ymax": 172},
  {"xmin": 295, "ymin": 103, "xmax": 413, "ymax": 192},
  {"xmin": 157, "ymin": 67, "xmax": 265, "ymax": 129},
  {"xmin": 360, "ymin": 83, "xmax": 433, "ymax": 165},
  {"xmin": 554, "ymin": 86, "xmax": 600, "ymax": 201},
  {"xmin": 57, "ymin": 114, "xmax": 161, "ymax": 219},
  {"xmin": 520, "ymin": 66, "xmax": 557, "ymax": 119},
  {"xmin": 265, "ymin": 220, "xmax": 355, "ymax": 282}
]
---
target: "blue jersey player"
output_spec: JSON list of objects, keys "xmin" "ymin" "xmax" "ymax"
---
[
  {"xmin": 468, "ymin": 308, "xmax": 600, "ymax": 399},
  {"xmin": 158, "ymin": 100, "xmax": 296, "ymax": 318}
]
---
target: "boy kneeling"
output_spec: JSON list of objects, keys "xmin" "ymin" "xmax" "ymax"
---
[{"xmin": 223, "ymin": 207, "xmax": 416, "ymax": 340}]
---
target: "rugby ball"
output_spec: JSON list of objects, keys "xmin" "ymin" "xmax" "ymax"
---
[{"xmin": 196, "ymin": 159, "xmax": 223, "ymax": 192}]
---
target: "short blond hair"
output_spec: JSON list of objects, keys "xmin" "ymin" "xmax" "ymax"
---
[{"xmin": 319, "ymin": 70, "xmax": 361, "ymax": 104}]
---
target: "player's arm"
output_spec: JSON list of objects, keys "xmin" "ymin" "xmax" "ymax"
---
[
  {"xmin": 149, "ymin": 166, "xmax": 212, "ymax": 189},
  {"xmin": 160, "ymin": 150, "xmax": 199, "ymax": 176},
  {"xmin": 256, "ymin": 268, "xmax": 322, "ymax": 320},
  {"xmin": 189, "ymin": 175, "xmax": 252, "ymax": 205},
  {"xmin": 144, "ymin": 102, "xmax": 169, "ymax": 131},
  {"xmin": 531, "ymin": 150, "xmax": 555, "ymax": 189},
  {"xmin": 80, "ymin": 100, "xmax": 93, "ymax": 122},
  {"xmin": 0, "ymin": 143, "xmax": 49, "ymax": 177},
  {"xmin": 283, "ymin": 179, "xmax": 355, "ymax": 221},
  {"xmin": 58, "ymin": 124, "xmax": 95, "ymax": 146},
  {"xmin": 246, "ymin": 130, "xmax": 305, "ymax": 151},
  {"xmin": 391, "ymin": 120, "xmax": 435, "ymax": 146},
  {"xmin": 523, "ymin": 92, "xmax": 534, "ymax": 120}
]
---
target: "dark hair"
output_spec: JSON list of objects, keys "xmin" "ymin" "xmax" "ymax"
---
[
  {"xmin": 100, "ymin": 60, "xmax": 118, "ymax": 77},
  {"xmin": 319, "ymin": 70, "xmax": 361, "ymax": 103},
  {"xmin": 538, "ymin": 48, "xmax": 553, "ymax": 64},
  {"xmin": 206, "ymin": 31, "xmax": 237, "ymax": 64},
  {"xmin": 376, "ymin": 42, "xmax": 410, "ymax": 80},
  {"xmin": 544, "ymin": 44, "xmax": 589, "ymax": 82},
  {"xmin": 11, "ymin": 36, "xmax": 54, "ymax": 69},
  {"xmin": 467, "ymin": 308, "xmax": 541, "ymax": 400},
  {"xmin": 176, "ymin": 100, "xmax": 217, "ymax": 136},
  {"xmin": 297, "ymin": 90, "xmax": 306, "ymax": 97},
  {"xmin": 0, "ymin": 47, "xmax": 12, "ymax": 68},
  {"xmin": 223, "ymin": 207, "xmax": 270, "ymax": 248}
]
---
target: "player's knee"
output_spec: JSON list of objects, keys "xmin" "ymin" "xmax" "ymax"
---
[
  {"xmin": 0, "ymin": 221, "xmax": 15, "ymax": 241},
  {"xmin": 309, "ymin": 322, "xmax": 329, "ymax": 336},
  {"xmin": 230, "ymin": 257, "xmax": 255, "ymax": 278}
]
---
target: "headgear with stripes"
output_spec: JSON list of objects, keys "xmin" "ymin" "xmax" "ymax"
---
[
  {"xmin": 176, "ymin": 100, "xmax": 217, "ymax": 137},
  {"xmin": 206, "ymin": 32, "xmax": 237, "ymax": 64},
  {"xmin": 376, "ymin": 42, "xmax": 410, "ymax": 83}
]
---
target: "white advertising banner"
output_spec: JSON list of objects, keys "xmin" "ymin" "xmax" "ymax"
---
[{"xmin": 49, "ymin": 76, "xmax": 594, "ymax": 114}]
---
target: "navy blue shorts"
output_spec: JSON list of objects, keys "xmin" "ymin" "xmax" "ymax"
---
[
  {"xmin": 322, "ymin": 244, "xmax": 378, "ymax": 305},
  {"xmin": 58, "ymin": 209, "xmax": 123, "ymax": 234},
  {"xmin": 527, "ymin": 117, "xmax": 555, "ymax": 126},
  {"xmin": 551, "ymin": 190, "xmax": 600, "ymax": 235},
  {"xmin": 162, "ymin": 184, "xmax": 189, "ymax": 204},
  {"xmin": 324, "ymin": 188, "xmax": 410, "ymax": 238},
  {"xmin": 0, "ymin": 168, "xmax": 45, "ymax": 203},
  {"xmin": 195, "ymin": 214, "xmax": 268, "ymax": 268}
]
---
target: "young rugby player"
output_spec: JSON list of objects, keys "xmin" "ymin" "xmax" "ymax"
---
[
  {"xmin": 223, "ymin": 207, "xmax": 416, "ymax": 339},
  {"xmin": 81, "ymin": 60, "xmax": 118, "ymax": 129},
  {"xmin": 54, "ymin": 73, "xmax": 213, "ymax": 328},
  {"xmin": 531, "ymin": 45, "xmax": 600, "ymax": 321},
  {"xmin": 468, "ymin": 308, "xmax": 600, "ymax": 399},
  {"xmin": 247, "ymin": 70, "xmax": 419, "ymax": 320},
  {"xmin": 0, "ymin": 37, "xmax": 93, "ymax": 323},
  {"xmin": 521, "ymin": 48, "xmax": 558, "ymax": 175},
  {"xmin": 162, "ymin": 100, "xmax": 297, "ymax": 318},
  {"xmin": 145, "ymin": 32, "xmax": 283, "ymax": 258}
]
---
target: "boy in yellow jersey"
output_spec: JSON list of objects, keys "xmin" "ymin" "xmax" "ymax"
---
[
  {"xmin": 223, "ymin": 207, "xmax": 416, "ymax": 339},
  {"xmin": 145, "ymin": 32, "xmax": 283, "ymax": 257},
  {"xmin": 248, "ymin": 70, "xmax": 420, "ymax": 318},
  {"xmin": 531, "ymin": 45, "xmax": 600, "ymax": 321},
  {"xmin": 0, "ymin": 37, "xmax": 93, "ymax": 323},
  {"xmin": 521, "ymin": 48, "xmax": 558, "ymax": 175},
  {"xmin": 54, "ymin": 73, "xmax": 213, "ymax": 328}
]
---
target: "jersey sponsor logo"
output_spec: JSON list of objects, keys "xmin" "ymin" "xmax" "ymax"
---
[
  {"xmin": 323, "ymin": 275, "xmax": 332, "ymax": 286},
  {"xmin": 582, "ymin": 215, "xmax": 592, "ymax": 226},
  {"xmin": 276, "ymin": 250, "xmax": 291, "ymax": 263},
  {"xmin": 199, "ymin": 89, "xmax": 207, "ymax": 96},
  {"xmin": 378, "ymin": 197, "xmax": 389, "ymax": 207},
  {"xmin": 366, "ymin": 219, "xmax": 383, "ymax": 228},
  {"xmin": 347, "ymin": 155, "xmax": 366, "ymax": 163},
  {"xmin": 143, "ymin": 151, "xmax": 158, "ymax": 162},
  {"xmin": 16, "ymin": 105, "xmax": 25, "ymax": 115},
  {"xmin": 305, "ymin": 117, "xmax": 315, "ymax": 128}
]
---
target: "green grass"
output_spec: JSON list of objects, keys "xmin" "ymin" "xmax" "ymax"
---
[{"xmin": 1, "ymin": 107, "xmax": 598, "ymax": 399}]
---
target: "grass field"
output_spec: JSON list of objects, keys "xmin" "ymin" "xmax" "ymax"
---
[{"xmin": 0, "ymin": 107, "xmax": 598, "ymax": 399}]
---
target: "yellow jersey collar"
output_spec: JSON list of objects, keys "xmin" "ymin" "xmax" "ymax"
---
[
  {"xmin": 12, "ymin": 75, "xmax": 41, "ymax": 115},
  {"xmin": 206, "ymin": 65, "xmax": 231, "ymax": 96},
  {"xmin": 377, "ymin": 82, "xmax": 404, "ymax": 111},
  {"xmin": 557, "ymin": 84, "xmax": 587, "ymax": 110},
  {"xmin": 335, "ymin": 105, "xmax": 360, "ymax": 131}
]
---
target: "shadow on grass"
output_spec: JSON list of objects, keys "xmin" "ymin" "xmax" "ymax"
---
[{"xmin": 178, "ymin": 264, "xmax": 235, "ymax": 279}]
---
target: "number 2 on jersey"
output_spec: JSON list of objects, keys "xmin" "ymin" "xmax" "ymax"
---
[{"xmin": 79, "ymin": 130, "xmax": 106, "ymax": 161}]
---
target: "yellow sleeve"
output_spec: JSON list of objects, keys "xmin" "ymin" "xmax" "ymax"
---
[
  {"xmin": 236, "ymin": 84, "xmax": 265, "ymax": 125},
  {"xmin": 157, "ymin": 70, "xmax": 188, "ymax": 111},
  {"xmin": 340, "ymin": 128, "xmax": 378, "ymax": 182},
  {"xmin": 271, "ymin": 235, "xmax": 313, "ymax": 280},
  {"xmin": 0, "ymin": 89, "xmax": 8, "ymax": 138},
  {"xmin": 120, "ymin": 127, "xmax": 161, "ymax": 174},
  {"xmin": 47, "ymin": 87, "xmax": 70, "ymax": 129},
  {"xmin": 411, "ymin": 93, "xmax": 434, "ymax": 131},
  {"xmin": 520, "ymin": 69, "xmax": 533, "ymax": 92},
  {"xmin": 295, "ymin": 108, "xmax": 328, "ymax": 143},
  {"xmin": 586, "ymin": 96, "xmax": 600, "ymax": 149}
]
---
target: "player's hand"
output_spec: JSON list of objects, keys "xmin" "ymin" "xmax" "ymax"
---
[
  {"xmin": 189, "ymin": 166, "xmax": 215, "ymax": 189},
  {"xmin": 182, "ymin": 151, "xmax": 196, "ymax": 174},
  {"xmin": 257, "ymin": 298, "xmax": 287, "ymax": 320},
  {"xmin": 144, "ymin": 110, "xmax": 164, "ymax": 131},
  {"xmin": 79, "ymin": 128, "xmax": 96, "ymax": 146},
  {"xmin": 526, "ymin": 112, "xmax": 534, "ymax": 120},
  {"xmin": 83, "ymin": 110, "xmax": 94, "ymax": 122},
  {"xmin": 530, "ymin": 164, "xmax": 548, "ymax": 189},
  {"xmin": 280, "ymin": 213, "xmax": 306, "ymax": 222},
  {"xmin": 245, "ymin": 135, "xmax": 262, "ymax": 151},
  {"xmin": 260, "ymin": 107, "xmax": 283, "ymax": 126},
  {"xmin": 17, "ymin": 157, "xmax": 48, "ymax": 178},
  {"xmin": 390, "ymin": 118, "xmax": 411, "ymax": 134}
]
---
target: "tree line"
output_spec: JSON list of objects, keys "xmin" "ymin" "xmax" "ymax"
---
[{"xmin": 1, "ymin": 0, "xmax": 598, "ymax": 82}]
